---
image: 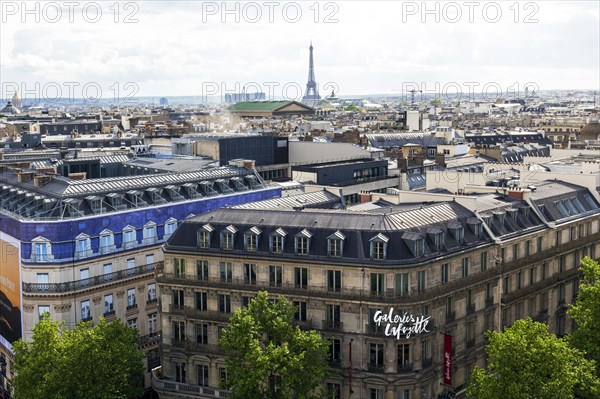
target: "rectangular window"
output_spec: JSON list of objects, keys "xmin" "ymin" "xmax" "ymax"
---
[
  {"xmin": 397, "ymin": 343, "xmax": 410, "ymax": 368},
  {"xmin": 219, "ymin": 262, "xmax": 232, "ymax": 283},
  {"xmin": 127, "ymin": 288, "xmax": 137, "ymax": 309},
  {"xmin": 147, "ymin": 283, "xmax": 157, "ymax": 304},
  {"xmin": 480, "ymin": 252, "xmax": 488, "ymax": 271},
  {"xmin": 559, "ymin": 256, "xmax": 565, "ymax": 273},
  {"xmin": 104, "ymin": 294, "xmax": 114, "ymax": 315},
  {"xmin": 221, "ymin": 232, "xmax": 233, "ymax": 250},
  {"xmin": 36, "ymin": 273, "xmax": 49, "ymax": 290},
  {"xmin": 196, "ymin": 260, "xmax": 209, "ymax": 281},
  {"xmin": 197, "ymin": 364, "xmax": 209, "ymax": 387},
  {"xmin": 294, "ymin": 301, "xmax": 307, "ymax": 322},
  {"xmin": 395, "ymin": 273, "xmax": 409, "ymax": 294},
  {"xmin": 326, "ymin": 304, "xmax": 340, "ymax": 328},
  {"xmin": 296, "ymin": 236, "xmax": 309, "ymax": 255},
  {"xmin": 540, "ymin": 291, "xmax": 548, "ymax": 312},
  {"xmin": 329, "ymin": 339, "xmax": 341, "ymax": 366},
  {"xmin": 372, "ymin": 241, "xmax": 385, "ymax": 260},
  {"xmin": 196, "ymin": 292, "xmax": 207, "ymax": 311},
  {"xmin": 219, "ymin": 294, "xmax": 231, "ymax": 313},
  {"xmin": 513, "ymin": 244, "xmax": 519, "ymax": 260},
  {"xmin": 38, "ymin": 305, "xmax": 50, "ymax": 320},
  {"xmin": 196, "ymin": 323, "xmax": 208, "ymax": 345},
  {"xmin": 244, "ymin": 263, "xmax": 257, "ymax": 285},
  {"xmin": 328, "ymin": 239, "xmax": 342, "ymax": 257},
  {"xmin": 441, "ymin": 263, "xmax": 449, "ymax": 284},
  {"xmin": 173, "ymin": 289, "xmax": 184, "ymax": 309},
  {"xmin": 172, "ymin": 320, "xmax": 185, "ymax": 341},
  {"xmin": 462, "ymin": 258, "xmax": 469, "ymax": 277},
  {"xmin": 541, "ymin": 262, "xmax": 547, "ymax": 280},
  {"xmin": 81, "ymin": 300, "xmax": 92, "ymax": 321},
  {"xmin": 271, "ymin": 235, "xmax": 283, "ymax": 253},
  {"xmin": 370, "ymin": 388, "xmax": 384, "ymax": 399},
  {"xmin": 294, "ymin": 267, "xmax": 308, "ymax": 289},
  {"xmin": 127, "ymin": 318, "xmax": 137, "ymax": 329},
  {"xmin": 245, "ymin": 234, "xmax": 257, "ymax": 252},
  {"xmin": 369, "ymin": 343, "xmax": 384, "ymax": 369},
  {"xmin": 503, "ymin": 276, "xmax": 510, "ymax": 294},
  {"xmin": 198, "ymin": 231, "xmax": 210, "ymax": 248},
  {"xmin": 486, "ymin": 283, "xmax": 492, "ymax": 300},
  {"xmin": 242, "ymin": 296, "xmax": 253, "ymax": 307},
  {"xmin": 537, "ymin": 236, "xmax": 543, "ymax": 252},
  {"xmin": 148, "ymin": 313, "xmax": 158, "ymax": 334},
  {"xmin": 269, "ymin": 265, "xmax": 283, "ymax": 287},
  {"xmin": 417, "ymin": 270, "xmax": 426, "ymax": 291},
  {"xmin": 327, "ymin": 270, "xmax": 342, "ymax": 292},
  {"xmin": 421, "ymin": 338, "xmax": 430, "ymax": 362},
  {"xmin": 327, "ymin": 383, "xmax": 341, "ymax": 399},
  {"xmin": 529, "ymin": 267, "xmax": 535, "ymax": 285},
  {"xmin": 516, "ymin": 271, "xmax": 522, "ymax": 290},
  {"xmin": 175, "ymin": 362, "xmax": 186, "ymax": 383},
  {"xmin": 370, "ymin": 273, "xmax": 385, "ymax": 295},
  {"xmin": 174, "ymin": 258, "xmax": 186, "ymax": 277},
  {"xmin": 525, "ymin": 241, "xmax": 531, "ymax": 256}
]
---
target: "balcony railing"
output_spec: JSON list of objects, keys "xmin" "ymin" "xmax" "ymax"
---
[
  {"xmin": 152, "ymin": 366, "xmax": 231, "ymax": 398},
  {"xmin": 397, "ymin": 363, "xmax": 413, "ymax": 372},
  {"xmin": 368, "ymin": 364, "xmax": 384, "ymax": 373},
  {"xmin": 138, "ymin": 331, "xmax": 161, "ymax": 347},
  {"xmin": 23, "ymin": 261, "xmax": 162, "ymax": 294},
  {"xmin": 502, "ymin": 266, "xmax": 581, "ymax": 305},
  {"xmin": 422, "ymin": 358, "xmax": 433, "ymax": 368},
  {"xmin": 322, "ymin": 320, "xmax": 343, "ymax": 332},
  {"xmin": 446, "ymin": 311, "xmax": 456, "ymax": 323},
  {"xmin": 466, "ymin": 303, "xmax": 476, "ymax": 315}
]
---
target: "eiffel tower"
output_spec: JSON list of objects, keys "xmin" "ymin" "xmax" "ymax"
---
[{"xmin": 301, "ymin": 42, "xmax": 321, "ymax": 106}]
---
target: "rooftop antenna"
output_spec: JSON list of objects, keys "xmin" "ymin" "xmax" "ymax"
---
[{"xmin": 409, "ymin": 89, "xmax": 422, "ymax": 105}]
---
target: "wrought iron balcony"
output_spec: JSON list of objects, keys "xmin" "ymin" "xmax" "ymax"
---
[
  {"xmin": 23, "ymin": 261, "xmax": 162, "ymax": 294},
  {"xmin": 397, "ymin": 363, "xmax": 413, "ymax": 372},
  {"xmin": 151, "ymin": 366, "xmax": 231, "ymax": 398},
  {"xmin": 138, "ymin": 331, "xmax": 161, "ymax": 348},
  {"xmin": 322, "ymin": 320, "xmax": 343, "ymax": 332}
]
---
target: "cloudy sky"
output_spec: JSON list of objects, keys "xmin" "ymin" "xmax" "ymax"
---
[{"xmin": 1, "ymin": 0, "xmax": 598, "ymax": 100}]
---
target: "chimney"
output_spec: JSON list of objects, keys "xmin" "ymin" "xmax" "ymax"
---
[
  {"xmin": 359, "ymin": 192, "xmax": 372, "ymax": 203},
  {"xmin": 397, "ymin": 157, "xmax": 409, "ymax": 173},
  {"xmin": 435, "ymin": 153, "xmax": 446, "ymax": 168},
  {"xmin": 34, "ymin": 175, "xmax": 53, "ymax": 187},
  {"xmin": 17, "ymin": 171, "xmax": 35, "ymax": 183},
  {"xmin": 68, "ymin": 172, "xmax": 86, "ymax": 180},
  {"xmin": 507, "ymin": 189, "xmax": 523, "ymax": 200},
  {"xmin": 35, "ymin": 167, "xmax": 57, "ymax": 175}
]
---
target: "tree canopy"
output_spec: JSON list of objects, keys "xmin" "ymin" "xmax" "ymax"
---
[
  {"xmin": 467, "ymin": 318, "xmax": 599, "ymax": 399},
  {"xmin": 219, "ymin": 291, "xmax": 330, "ymax": 399},
  {"xmin": 567, "ymin": 256, "xmax": 600, "ymax": 372},
  {"xmin": 12, "ymin": 317, "xmax": 145, "ymax": 399}
]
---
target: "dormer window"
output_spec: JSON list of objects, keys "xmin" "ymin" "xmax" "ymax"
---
[
  {"xmin": 244, "ymin": 226, "xmax": 261, "ymax": 252},
  {"xmin": 426, "ymin": 227, "xmax": 444, "ymax": 252},
  {"xmin": 142, "ymin": 221, "xmax": 158, "ymax": 245},
  {"xmin": 370, "ymin": 233, "xmax": 389, "ymax": 260},
  {"xmin": 507, "ymin": 209, "xmax": 518, "ymax": 221},
  {"xmin": 467, "ymin": 218, "xmax": 484, "ymax": 239},
  {"xmin": 448, "ymin": 222, "xmax": 464, "ymax": 245},
  {"xmin": 327, "ymin": 231, "xmax": 346, "ymax": 257},
  {"xmin": 75, "ymin": 233, "xmax": 92, "ymax": 259},
  {"xmin": 99, "ymin": 229, "xmax": 115, "ymax": 254},
  {"xmin": 31, "ymin": 236, "xmax": 52, "ymax": 262},
  {"xmin": 402, "ymin": 232, "xmax": 425, "ymax": 257},
  {"xmin": 122, "ymin": 226, "xmax": 137, "ymax": 249},
  {"xmin": 269, "ymin": 228, "xmax": 287, "ymax": 253},
  {"xmin": 164, "ymin": 218, "xmax": 178, "ymax": 240},
  {"xmin": 221, "ymin": 225, "xmax": 237, "ymax": 250},
  {"xmin": 295, "ymin": 229, "xmax": 312, "ymax": 255},
  {"xmin": 494, "ymin": 211, "xmax": 505, "ymax": 225},
  {"xmin": 198, "ymin": 224, "xmax": 214, "ymax": 249}
]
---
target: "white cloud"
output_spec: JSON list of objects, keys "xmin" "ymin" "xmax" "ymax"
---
[{"xmin": 0, "ymin": 0, "xmax": 598, "ymax": 98}]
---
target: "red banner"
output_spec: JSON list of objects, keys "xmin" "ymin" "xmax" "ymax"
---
[{"xmin": 443, "ymin": 334, "xmax": 453, "ymax": 386}]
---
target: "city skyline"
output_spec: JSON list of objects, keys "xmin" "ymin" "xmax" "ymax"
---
[{"xmin": 0, "ymin": 1, "xmax": 599, "ymax": 100}]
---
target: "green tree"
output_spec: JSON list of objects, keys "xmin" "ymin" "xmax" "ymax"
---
[
  {"xmin": 13, "ymin": 317, "xmax": 144, "ymax": 399},
  {"xmin": 467, "ymin": 318, "xmax": 599, "ymax": 399},
  {"xmin": 219, "ymin": 291, "xmax": 329, "ymax": 399},
  {"xmin": 567, "ymin": 257, "xmax": 600, "ymax": 372}
]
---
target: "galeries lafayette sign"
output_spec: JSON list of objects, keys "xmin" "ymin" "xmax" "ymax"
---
[{"xmin": 372, "ymin": 308, "xmax": 431, "ymax": 339}]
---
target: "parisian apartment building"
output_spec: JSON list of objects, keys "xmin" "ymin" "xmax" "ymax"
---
[
  {"xmin": 0, "ymin": 159, "xmax": 279, "ymax": 389},
  {"xmin": 153, "ymin": 180, "xmax": 600, "ymax": 399}
]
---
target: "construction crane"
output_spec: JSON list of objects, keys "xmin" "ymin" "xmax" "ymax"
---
[{"xmin": 409, "ymin": 89, "xmax": 422, "ymax": 105}]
